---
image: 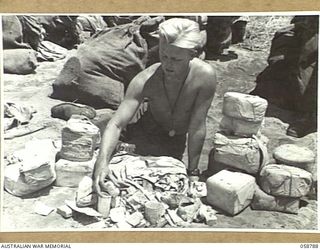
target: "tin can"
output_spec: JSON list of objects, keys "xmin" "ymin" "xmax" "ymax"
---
[{"xmin": 97, "ymin": 192, "xmax": 112, "ymax": 218}]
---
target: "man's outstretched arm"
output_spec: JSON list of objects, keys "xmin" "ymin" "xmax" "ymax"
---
[
  {"xmin": 93, "ymin": 65, "xmax": 158, "ymax": 193},
  {"xmin": 187, "ymin": 66, "xmax": 216, "ymax": 176}
]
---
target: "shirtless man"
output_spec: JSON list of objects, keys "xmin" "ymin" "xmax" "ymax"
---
[{"xmin": 94, "ymin": 18, "xmax": 216, "ymax": 192}]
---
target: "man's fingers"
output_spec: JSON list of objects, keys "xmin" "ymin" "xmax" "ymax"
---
[{"xmin": 94, "ymin": 176, "xmax": 102, "ymax": 195}]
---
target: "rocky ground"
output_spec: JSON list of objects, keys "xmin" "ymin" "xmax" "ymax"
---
[{"xmin": 1, "ymin": 16, "xmax": 318, "ymax": 232}]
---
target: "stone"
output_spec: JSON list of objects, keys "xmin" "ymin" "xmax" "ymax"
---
[
  {"xmin": 206, "ymin": 170, "xmax": 256, "ymax": 215},
  {"xmin": 259, "ymin": 164, "xmax": 313, "ymax": 198},
  {"xmin": 222, "ymin": 91, "xmax": 268, "ymax": 122}
]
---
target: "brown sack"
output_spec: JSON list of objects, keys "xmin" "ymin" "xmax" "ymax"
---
[{"xmin": 4, "ymin": 49, "xmax": 38, "ymax": 75}]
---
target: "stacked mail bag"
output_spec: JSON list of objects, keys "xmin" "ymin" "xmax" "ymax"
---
[
  {"xmin": 55, "ymin": 114, "xmax": 100, "ymax": 188},
  {"xmin": 252, "ymin": 144, "xmax": 314, "ymax": 214},
  {"xmin": 4, "ymin": 139, "xmax": 58, "ymax": 196},
  {"xmin": 206, "ymin": 92, "xmax": 269, "ymax": 215}
]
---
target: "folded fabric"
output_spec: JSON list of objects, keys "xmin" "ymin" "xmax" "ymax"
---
[
  {"xmin": 37, "ymin": 40, "xmax": 67, "ymax": 61},
  {"xmin": 4, "ymin": 102, "xmax": 36, "ymax": 124}
]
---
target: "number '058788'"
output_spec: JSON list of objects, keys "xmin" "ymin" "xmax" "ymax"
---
[{"xmin": 300, "ymin": 244, "xmax": 319, "ymax": 248}]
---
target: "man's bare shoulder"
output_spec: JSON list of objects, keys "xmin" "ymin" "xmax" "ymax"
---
[
  {"xmin": 129, "ymin": 62, "xmax": 161, "ymax": 90},
  {"xmin": 191, "ymin": 58, "xmax": 217, "ymax": 90},
  {"xmin": 142, "ymin": 62, "xmax": 161, "ymax": 77},
  {"xmin": 191, "ymin": 58, "xmax": 216, "ymax": 76}
]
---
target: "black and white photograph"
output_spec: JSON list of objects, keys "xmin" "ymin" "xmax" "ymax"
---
[{"xmin": 1, "ymin": 13, "xmax": 319, "ymax": 233}]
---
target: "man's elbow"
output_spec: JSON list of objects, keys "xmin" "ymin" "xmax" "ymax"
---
[
  {"xmin": 189, "ymin": 126, "xmax": 206, "ymax": 139},
  {"xmin": 105, "ymin": 118, "xmax": 123, "ymax": 132}
]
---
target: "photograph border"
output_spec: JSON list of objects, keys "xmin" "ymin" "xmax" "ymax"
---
[{"xmin": 0, "ymin": 0, "xmax": 319, "ymax": 243}]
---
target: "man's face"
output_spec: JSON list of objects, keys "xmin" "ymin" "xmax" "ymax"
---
[{"xmin": 159, "ymin": 41, "xmax": 193, "ymax": 80}]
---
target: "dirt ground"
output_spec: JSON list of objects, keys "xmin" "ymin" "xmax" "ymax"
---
[{"xmin": 2, "ymin": 31, "xmax": 318, "ymax": 231}]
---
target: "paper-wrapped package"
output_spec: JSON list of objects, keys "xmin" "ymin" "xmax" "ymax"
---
[
  {"xmin": 4, "ymin": 139, "xmax": 57, "ymax": 196},
  {"xmin": 259, "ymin": 164, "xmax": 312, "ymax": 197},
  {"xmin": 273, "ymin": 144, "xmax": 315, "ymax": 170},
  {"xmin": 60, "ymin": 115, "xmax": 100, "ymax": 162},
  {"xmin": 55, "ymin": 157, "xmax": 95, "ymax": 187},
  {"xmin": 207, "ymin": 148, "xmax": 240, "ymax": 176},
  {"xmin": 213, "ymin": 132, "xmax": 267, "ymax": 175},
  {"xmin": 222, "ymin": 92, "xmax": 268, "ymax": 122},
  {"xmin": 219, "ymin": 115, "xmax": 263, "ymax": 137},
  {"xmin": 206, "ymin": 170, "xmax": 256, "ymax": 215},
  {"xmin": 251, "ymin": 185, "xmax": 300, "ymax": 214}
]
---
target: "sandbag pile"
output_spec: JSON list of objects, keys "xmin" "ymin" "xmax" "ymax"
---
[
  {"xmin": 55, "ymin": 114, "xmax": 100, "ymax": 187},
  {"xmin": 207, "ymin": 92, "xmax": 269, "ymax": 215},
  {"xmin": 4, "ymin": 139, "xmax": 58, "ymax": 196}
]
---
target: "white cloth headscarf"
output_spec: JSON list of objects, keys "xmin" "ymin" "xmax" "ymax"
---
[{"xmin": 158, "ymin": 18, "xmax": 202, "ymax": 50}]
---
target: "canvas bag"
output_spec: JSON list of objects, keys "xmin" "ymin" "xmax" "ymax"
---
[
  {"xmin": 2, "ymin": 15, "xmax": 30, "ymax": 49},
  {"xmin": 51, "ymin": 19, "xmax": 149, "ymax": 109},
  {"xmin": 3, "ymin": 49, "xmax": 38, "ymax": 75}
]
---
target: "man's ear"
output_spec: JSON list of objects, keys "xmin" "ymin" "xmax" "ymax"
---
[{"xmin": 189, "ymin": 49, "xmax": 198, "ymax": 59}]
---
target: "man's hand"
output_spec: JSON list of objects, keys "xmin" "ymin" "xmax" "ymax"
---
[{"xmin": 93, "ymin": 157, "xmax": 110, "ymax": 196}]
